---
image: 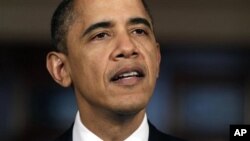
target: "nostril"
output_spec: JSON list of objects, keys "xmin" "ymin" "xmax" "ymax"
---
[
  {"xmin": 115, "ymin": 52, "xmax": 138, "ymax": 59},
  {"xmin": 132, "ymin": 52, "xmax": 138, "ymax": 56},
  {"xmin": 116, "ymin": 54, "xmax": 125, "ymax": 58}
]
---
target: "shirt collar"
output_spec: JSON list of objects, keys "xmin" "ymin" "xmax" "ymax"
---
[
  {"xmin": 73, "ymin": 111, "xmax": 149, "ymax": 141},
  {"xmin": 124, "ymin": 113, "xmax": 149, "ymax": 141}
]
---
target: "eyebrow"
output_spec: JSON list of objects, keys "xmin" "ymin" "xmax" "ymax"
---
[
  {"xmin": 82, "ymin": 21, "xmax": 112, "ymax": 37},
  {"xmin": 81, "ymin": 17, "xmax": 152, "ymax": 37},
  {"xmin": 128, "ymin": 17, "xmax": 152, "ymax": 30}
]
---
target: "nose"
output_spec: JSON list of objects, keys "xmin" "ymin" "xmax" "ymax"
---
[{"xmin": 111, "ymin": 33, "xmax": 139, "ymax": 61}]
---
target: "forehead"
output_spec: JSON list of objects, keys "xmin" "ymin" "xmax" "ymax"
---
[{"xmin": 72, "ymin": 0, "xmax": 150, "ymax": 24}]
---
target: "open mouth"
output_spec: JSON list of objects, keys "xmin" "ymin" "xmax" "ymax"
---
[{"xmin": 110, "ymin": 67, "xmax": 145, "ymax": 82}]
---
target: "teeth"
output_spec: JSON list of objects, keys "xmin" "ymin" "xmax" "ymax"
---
[
  {"xmin": 119, "ymin": 71, "xmax": 138, "ymax": 78},
  {"xmin": 111, "ymin": 70, "xmax": 143, "ymax": 82}
]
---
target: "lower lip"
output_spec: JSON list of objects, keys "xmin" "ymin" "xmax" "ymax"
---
[{"xmin": 112, "ymin": 76, "xmax": 143, "ymax": 86}]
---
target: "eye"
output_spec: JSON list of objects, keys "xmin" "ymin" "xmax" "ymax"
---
[
  {"xmin": 132, "ymin": 29, "xmax": 148, "ymax": 36},
  {"xmin": 92, "ymin": 32, "xmax": 110, "ymax": 40}
]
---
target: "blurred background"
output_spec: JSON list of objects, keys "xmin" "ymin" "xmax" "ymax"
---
[{"xmin": 1, "ymin": 0, "xmax": 250, "ymax": 141}]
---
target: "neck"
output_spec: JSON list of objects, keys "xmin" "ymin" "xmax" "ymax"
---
[{"xmin": 77, "ymin": 100, "xmax": 146, "ymax": 141}]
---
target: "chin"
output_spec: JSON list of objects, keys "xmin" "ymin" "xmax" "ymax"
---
[
  {"xmin": 111, "ymin": 101, "xmax": 147, "ymax": 116},
  {"xmin": 106, "ymin": 89, "xmax": 152, "ymax": 115}
]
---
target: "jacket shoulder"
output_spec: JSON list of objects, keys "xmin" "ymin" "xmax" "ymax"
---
[
  {"xmin": 54, "ymin": 126, "xmax": 73, "ymax": 141},
  {"xmin": 148, "ymin": 121, "xmax": 187, "ymax": 141}
]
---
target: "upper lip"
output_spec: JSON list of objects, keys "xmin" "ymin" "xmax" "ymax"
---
[{"xmin": 110, "ymin": 64, "xmax": 145, "ymax": 82}]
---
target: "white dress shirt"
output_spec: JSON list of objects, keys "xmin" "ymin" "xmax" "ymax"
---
[{"xmin": 73, "ymin": 111, "xmax": 149, "ymax": 141}]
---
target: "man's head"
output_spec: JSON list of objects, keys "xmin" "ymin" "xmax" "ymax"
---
[{"xmin": 47, "ymin": 0, "xmax": 161, "ymax": 116}]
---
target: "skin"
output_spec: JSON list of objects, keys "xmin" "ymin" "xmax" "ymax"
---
[{"xmin": 47, "ymin": 0, "xmax": 161, "ymax": 140}]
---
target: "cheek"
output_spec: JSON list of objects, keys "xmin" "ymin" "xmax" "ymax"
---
[
  {"xmin": 70, "ymin": 40, "xmax": 113, "ymax": 87},
  {"xmin": 70, "ymin": 58, "xmax": 108, "ymax": 105},
  {"xmin": 83, "ymin": 51, "xmax": 111, "ymax": 88},
  {"xmin": 68, "ymin": 52, "xmax": 104, "ymax": 89},
  {"xmin": 142, "ymin": 45, "xmax": 160, "ymax": 74}
]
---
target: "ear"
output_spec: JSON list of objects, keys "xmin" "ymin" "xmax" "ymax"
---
[
  {"xmin": 155, "ymin": 43, "xmax": 161, "ymax": 78},
  {"xmin": 46, "ymin": 52, "xmax": 72, "ymax": 87}
]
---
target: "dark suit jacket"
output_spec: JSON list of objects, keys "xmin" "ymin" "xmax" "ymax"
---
[{"xmin": 55, "ymin": 121, "xmax": 187, "ymax": 141}]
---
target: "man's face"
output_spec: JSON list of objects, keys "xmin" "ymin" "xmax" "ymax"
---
[{"xmin": 65, "ymin": 0, "xmax": 161, "ymax": 114}]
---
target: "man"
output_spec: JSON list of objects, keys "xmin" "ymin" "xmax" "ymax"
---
[{"xmin": 46, "ymin": 0, "xmax": 186, "ymax": 140}]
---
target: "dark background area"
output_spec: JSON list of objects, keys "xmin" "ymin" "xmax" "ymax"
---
[{"xmin": 1, "ymin": 0, "xmax": 250, "ymax": 141}]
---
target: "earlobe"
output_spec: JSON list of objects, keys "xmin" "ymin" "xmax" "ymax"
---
[{"xmin": 46, "ymin": 52, "xmax": 72, "ymax": 87}]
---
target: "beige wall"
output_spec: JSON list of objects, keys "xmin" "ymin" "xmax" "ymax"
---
[{"xmin": 1, "ymin": 0, "xmax": 250, "ymax": 44}]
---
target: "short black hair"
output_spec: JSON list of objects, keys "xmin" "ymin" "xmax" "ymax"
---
[
  {"xmin": 51, "ymin": 0, "xmax": 74, "ymax": 53},
  {"xmin": 51, "ymin": 0, "xmax": 152, "ymax": 53}
]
